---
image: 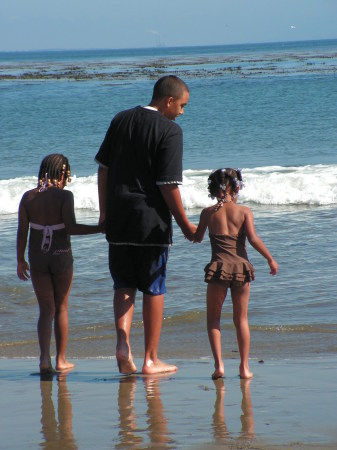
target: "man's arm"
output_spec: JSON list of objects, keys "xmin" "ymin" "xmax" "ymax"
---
[
  {"xmin": 97, "ymin": 166, "xmax": 108, "ymax": 225},
  {"xmin": 159, "ymin": 184, "xmax": 196, "ymax": 241}
]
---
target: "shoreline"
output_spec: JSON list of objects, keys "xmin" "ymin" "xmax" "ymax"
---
[
  {"xmin": 2, "ymin": 321, "xmax": 336, "ymax": 360},
  {"xmin": 1, "ymin": 356, "xmax": 336, "ymax": 449}
]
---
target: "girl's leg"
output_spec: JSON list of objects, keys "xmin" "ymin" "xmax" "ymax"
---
[
  {"xmin": 52, "ymin": 266, "xmax": 74, "ymax": 371},
  {"xmin": 206, "ymin": 282, "xmax": 228, "ymax": 379},
  {"xmin": 30, "ymin": 269, "xmax": 56, "ymax": 372},
  {"xmin": 231, "ymin": 283, "xmax": 253, "ymax": 379}
]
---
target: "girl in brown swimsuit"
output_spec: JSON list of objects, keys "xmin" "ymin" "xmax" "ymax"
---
[
  {"xmin": 17, "ymin": 154, "xmax": 104, "ymax": 373},
  {"xmin": 195, "ymin": 168, "xmax": 278, "ymax": 379}
]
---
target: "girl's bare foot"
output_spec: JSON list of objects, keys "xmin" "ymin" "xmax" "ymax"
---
[
  {"xmin": 40, "ymin": 357, "xmax": 54, "ymax": 374},
  {"xmin": 40, "ymin": 364, "xmax": 55, "ymax": 374},
  {"xmin": 239, "ymin": 363, "xmax": 253, "ymax": 379},
  {"xmin": 55, "ymin": 359, "xmax": 75, "ymax": 372},
  {"xmin": 212, "ymin": 362, "xmax": 224, "ymax": 379},
  {"xmin": 212, "ymin": 369, "xmax": 224, "ymax": 380},
  {"xmin": 142, "ymin": 359, "xmax": 177, "ymax": 375},
  {"xmin": 116, "ymin": 350, "xmax": 137, "ymax": 375}
]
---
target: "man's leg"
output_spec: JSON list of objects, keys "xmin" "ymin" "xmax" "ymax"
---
[
  {"xmin": 114, "ymin": 288, "xmax": 137, "ymax": 374},
  {"xmin": 142, "ymin": 294, "xmax": 177, "ymax": 374}
]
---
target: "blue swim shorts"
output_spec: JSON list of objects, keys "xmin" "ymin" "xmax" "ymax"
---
[{"xmin": 109, "ymin": 244, "xmax": 168, "ymax": 295}]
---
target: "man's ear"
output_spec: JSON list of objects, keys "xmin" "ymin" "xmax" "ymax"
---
[{"xmin": 166, "ymin": 96, "xmax": 174, "ymax": 107}]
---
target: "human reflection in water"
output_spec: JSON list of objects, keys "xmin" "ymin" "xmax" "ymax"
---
[
  {"xmin": 212, "ymin": 378, "xmax": 228, "ymax": 442},
  {"xmin": 116, "ymin": 376, "xmax": 143, "ymax": 449},
  {"xmin": 116, "ymin": 374, "xmax": 175, "ymax": 449},
  {"xmin": 212, "ymin": 378, "xmax": 255, "ymax": 444},
  {"xmin": 143, "ymin": 374, "xmax": 175, "ymax": 448},
  {"xmin": 239, "ymin": 378, "xmax": 255, "ymax": 439},
  {"xmin": 39, "ymin": 371, "xmax": 77, "ymax": 450}
]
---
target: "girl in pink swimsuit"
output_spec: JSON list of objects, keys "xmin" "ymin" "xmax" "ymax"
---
[
  {"xmin": 194, "ymin": 168, "xmax": 278, "ymax": 379},
  {"xmin": 17, "ymin": 154, "xmax": 104, "ymax": 374}
]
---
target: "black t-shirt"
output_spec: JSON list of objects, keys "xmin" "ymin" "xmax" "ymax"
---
[{"xmin": 95, "ymin": 106, "xmax": 183, "ymax": 245}]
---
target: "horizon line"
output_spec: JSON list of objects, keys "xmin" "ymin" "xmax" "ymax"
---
[{"xmin": 1, "ymin": 37, "xmax": 337, "ymax": 54}]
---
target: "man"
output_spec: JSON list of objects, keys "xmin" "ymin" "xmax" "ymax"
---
[{"xmin": 95, "ymin": 75, "xmax": 196, "ymax": 375}]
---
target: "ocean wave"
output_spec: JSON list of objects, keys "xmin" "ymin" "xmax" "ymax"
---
[
  {"xmin": 184, "ymin": 164, "xmax": 337, "ymax": 208},
  {"xmin": 1, "ymin": 164, "xmax": 337, "ymax": 215}
]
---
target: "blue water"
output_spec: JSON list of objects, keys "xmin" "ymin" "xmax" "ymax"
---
[{"xmin": 1, "ymin": 40, "xmax": 337, "ymax": 359}]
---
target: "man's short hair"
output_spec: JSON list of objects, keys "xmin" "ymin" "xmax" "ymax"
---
[{"xmin": 152, "ymin": 75, "xmax": 189, "ymax": 101}]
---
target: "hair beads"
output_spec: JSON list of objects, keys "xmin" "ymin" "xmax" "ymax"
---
[
  {"xmin": 37, "ymin": 154, "xmax": 71, "ymax": 191},
  {"xmin": 207, "ymin": 168, "xmax": 244, "ymax": 211}
]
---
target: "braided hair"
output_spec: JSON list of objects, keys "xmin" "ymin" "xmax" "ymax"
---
[
  {"xmin": 208, "ymin": 168, "xmax": 243, "ymax": 200},
  {"xmin": 37, "ymin": 154, "xmax": 71, "ymax": 191}
]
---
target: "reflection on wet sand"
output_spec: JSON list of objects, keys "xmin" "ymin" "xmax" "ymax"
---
[
  {"xmin": 116, "ymin": 376, "xmax": 143, "ymax": 448},
  {"xmin": 212, "ymin": 378, "xmax": 255, "ymax": 445},
  {"xmin": 212, "ymin": 378, "xmax": 228, "ymax": 442},
  {"xmin": 240, "ymin": 379, "xmax": 255, "ymax": 439},
  {"xmin": 143, "ymin": 375, "xmax": 175, "ymax": 448},
  {"xmin": 38, "ymin": 369, "xmax": 254, "ymax": 449},
  {"xmin": 116, "ymin": 373, "xmax": 175, "ymax": 449},
  {"xmin": 39, "ymin": 371, "xmax": 77, "ymax": 450}
]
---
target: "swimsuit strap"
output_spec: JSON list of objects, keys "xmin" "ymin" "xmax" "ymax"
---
[{"xmin": 30, "ymin": 223, "xmax": 66, "ymax": 253}]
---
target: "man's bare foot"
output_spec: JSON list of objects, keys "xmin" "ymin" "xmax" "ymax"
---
[
  {"xmin": 116, "ymin": 350, "xmax": 137, "ymax": 375},
  {"xmin": 142, "ymin": 359, "xmax": 178, "ymax": 375},
  {"xmin": 56, "ymin": 359, "xmax": 75, "ymax": 372},
  {"xmin": 239, "ymin": 363, "xmax": 253, "ymax": 379}
]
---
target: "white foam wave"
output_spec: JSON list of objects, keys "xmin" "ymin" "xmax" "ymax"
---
[
  {"xmin": 0, "ymin": 174, "xmax": 100, "ymax": 215},
  {"xmin": 1, "ymin": 165, "xmax": 337, "ymax": 215},
  {"xmin": 181, "ymin": 165, "xmax": 337, "ymax": 208}
]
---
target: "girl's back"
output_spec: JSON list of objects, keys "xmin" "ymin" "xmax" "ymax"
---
[
  {"xmin": 203, "ymin": 202, "xmax": 248, "ymax": 236},
  {"xmin": 22, "ymin": 187, "xmax": 71, "ymax": 226}
]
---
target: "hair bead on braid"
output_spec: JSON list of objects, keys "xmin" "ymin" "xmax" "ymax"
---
[
  {"xmin": 207, "ymin": 168, "xmax": 244, "ymax": 211},
  {"xmin": 37, "ymin": 154, "xmax": 71, "ymax": 192}
]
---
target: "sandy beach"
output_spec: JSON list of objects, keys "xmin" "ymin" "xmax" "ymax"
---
[{"xmin": 1, "ymin": 356, "xmax": 336, "ymax": 449}]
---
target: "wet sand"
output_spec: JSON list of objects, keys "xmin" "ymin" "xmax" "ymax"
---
[{"xmin": 1, "ymin": 356, "xmax": 336, "ymax": 449}]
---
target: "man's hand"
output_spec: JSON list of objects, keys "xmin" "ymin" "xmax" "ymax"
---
[{"xmin": 182, "ymin": 222, "xmax": 197, "ymax": 241}]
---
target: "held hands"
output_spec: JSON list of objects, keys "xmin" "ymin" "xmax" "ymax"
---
[
  {"xmin": 17, "ymin": 260, "xmax": 30, "ymax": 281},
  {"xmin": 182, "ymin": 222, "xmax": 198, "ymax": 241},
  {"xmin": 268, "ymin": 258, "xmax": 278, "ymax": 276},
  {"xmin": 98, "ymin": 214, "xmax": 106, "ymax": 234},
  {"xmin": 98, "ymin": 220, "xmax": 106, "ymax": 233}
]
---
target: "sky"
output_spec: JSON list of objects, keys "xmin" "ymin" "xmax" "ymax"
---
[{"xmin": 1, "ymin": 0, "xmax": 337, "ymax": 52}]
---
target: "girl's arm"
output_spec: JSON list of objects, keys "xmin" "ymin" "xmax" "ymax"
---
[
  {"xmin": 17, "ymin": 196, "xmax": 30, "ymax": 280},
  {"xmin": 194, "ymin": 209, "xmax": 209, "ymax": 243},
  {"xmin": 244, "ymin": 208, "xmax": 278, "ymax": 275},
  {"xmin": 62, "ymin": 191, "xmax": 104, "ymax": 235}
]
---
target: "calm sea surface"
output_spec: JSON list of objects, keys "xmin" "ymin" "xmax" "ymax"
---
[{"xmin": 1, "ymin": 40, "xmax": 337, "ymax": 361}]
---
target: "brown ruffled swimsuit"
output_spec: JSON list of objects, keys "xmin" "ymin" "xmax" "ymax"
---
[{"xmin": 204, "ymin": 232, "xmax": 255, "ymax": 286}]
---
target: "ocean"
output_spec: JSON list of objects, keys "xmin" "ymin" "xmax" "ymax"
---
[{"xmin": 1, "ymin": 39, "xmax": 337, "ymax": 362}]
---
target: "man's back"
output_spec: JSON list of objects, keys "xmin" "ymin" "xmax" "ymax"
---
[{"xmin": 96, "ymin": 106, "xmax": 183, "ymax": 245}]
